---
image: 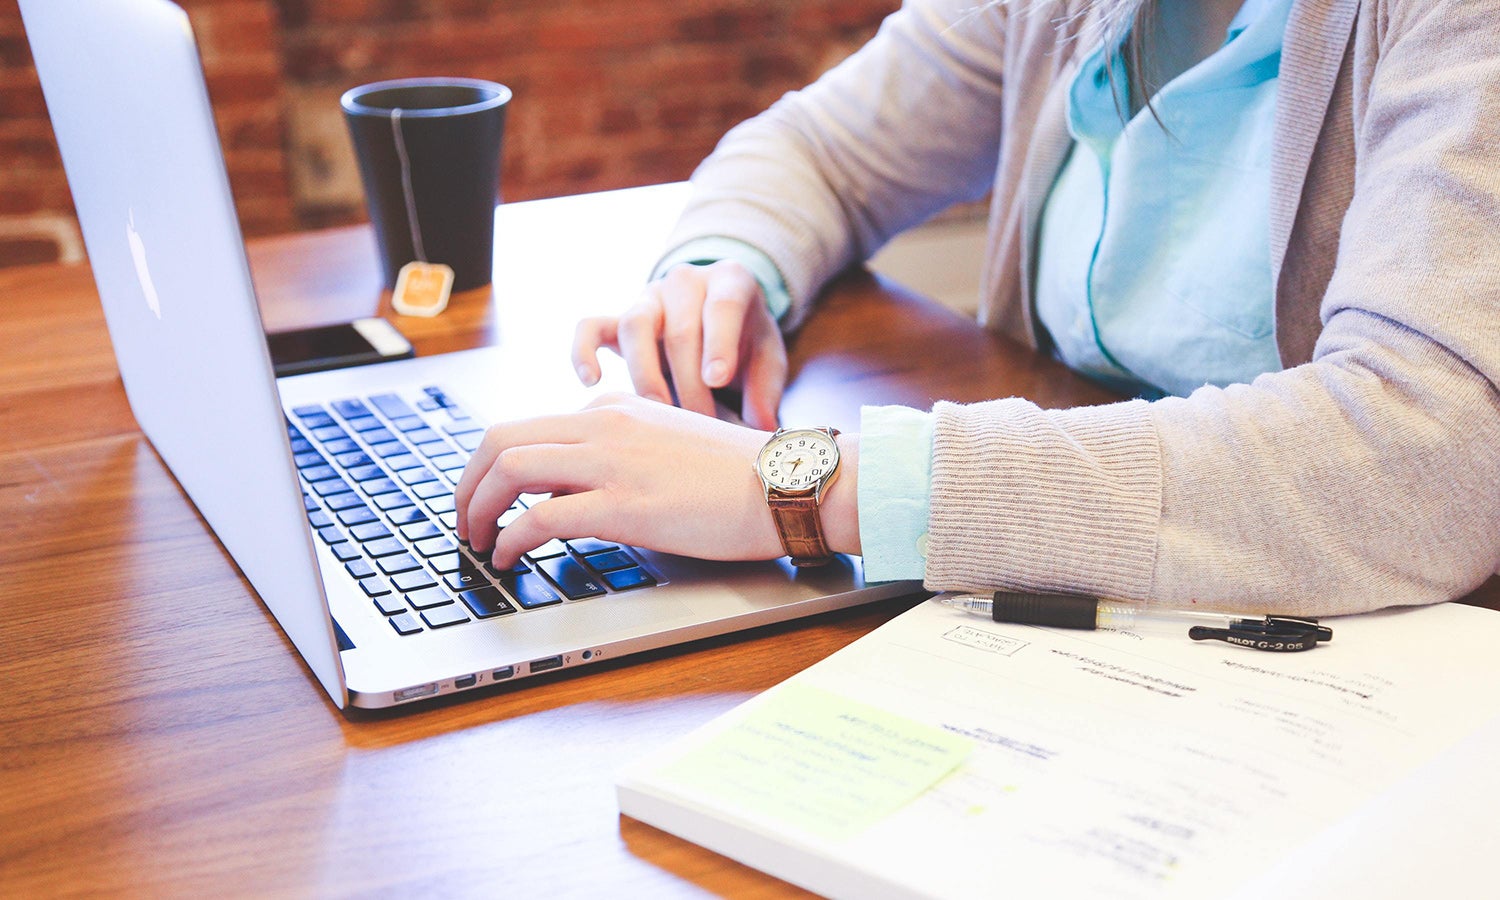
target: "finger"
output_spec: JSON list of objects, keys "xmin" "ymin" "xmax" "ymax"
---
[
  {"xmin": 571, "ymin": 316, "xmax": 619, "ymax": 387},
  {"xmin": 615, "ymin": 288, "xmax": 674, "ymax": 405},
  {"xmin": 463, "ymin": 443, "xmax": 596, "ymax": 553},
  {"xmin": 699, "ymin": 263, "xmax": 760, "ymax": 388},
  {"xmin": 659, "ymin": 290, "xmax": 717, "ymax": 418},
  {"xmin": 490, "ymin": 491, "xmax": 611, "ymax": 568},
  {"xmin": 740, "ymin": 330, "xmax": 788, "ymax": 430},
  {"xmin": 454, "ymin": 413, "xmax": 594, "ymax": 542}
]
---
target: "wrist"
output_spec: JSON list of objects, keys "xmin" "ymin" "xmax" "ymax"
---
[{"xmin": 824, "ymin": 433, "xmax": 861, "ymax": 556}]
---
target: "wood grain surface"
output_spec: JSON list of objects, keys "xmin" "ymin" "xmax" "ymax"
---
[{"xmin": 2, "ymin": 185, "xmax": 1493, "ymax": 897}]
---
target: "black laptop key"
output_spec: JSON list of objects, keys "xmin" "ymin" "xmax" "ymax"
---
[
  {"xmin": 292, "ymin": 404, "xmax": 326, "ymax": 419},
  {"xmin": 311, "ymin": 477, "xmax": 352, "ymax": 498},
  {"xmin": 332, "ymin": 398, "xmax": 371, "ymax": 419},
  {"xmin": 373, "ymin": 594, "xmax": 406, "ymax": 616},
  {"xmin": 445, "ymin": 568, "xmax": 490, "ymax": 592},
  {"xmin": 500, "ymin": 572, "xmax": 562, "ymax": 609},
  {"xmin": 401, "ymin": 521, "xmax": 443, "ymax": 542},
  {"xmin": 536, "ymin": 556, "xmax": 606, "ymax": 599},
  {"xmin": 566, "ymin": 537, "xmax": 617, "ymax": 556},
  {"xmin": 363, "ymin": 427, "xmax": 397, "ymax": 446},
  {"xmin": 400, "ymin": 467, "xmax": 439, "ymax": 486},
  {"xmin": 428, "ymin": 553, "xmax": 465, "ymax": 574},
  {"xmin": 369, "ymin": 392, "xmax": 416, "ymax": 420},
  {"xmin": 316, "ymin": 525, "xmax": 345, "ymax": 545},
  {"xmin": 364, "ymin": 537, "xmax": 406, "ymax": 558},
  {"xmin": 297, "ymin": 411, "xmax": 336, "ymax": 430},
  {"xmin": 390, "ymin": 415, "xmax": 426, "ymax": 433},
  {"xmin": 603, "ymin": 567, "xmax": 656, "ymax": 591},
  {"xmin": 345, "ymin": 558, "xmax": 377, "ymax": 580},
  {"xmin": 392, "ymin": 569, "xmax": 438, "ymax": 593},
  {"xmin": 387, "ymin": 507, "xmax": 429, "ymax": 527},
  {"xmin": 350, "ymin": 522, "xmax": 393, "ymax": 542},
  {"xmin": 336, "ymin": 505, "xmax": 377, "ymax": 527},
  {"xmin": 348, "ymin": 465, "xmax": 388, "ymax": 484},
  {"xmin": 307, "ymin": 509, "xmax": 333, "ymax": 529},
  {"xmin": 422, "ymin": 605, "xmax": 470, "ymax": 629},
  {"xmin": 404, "ymin": 586, "xmax": 451, "ymax": 610},
  {"xmin": 389, "ymin": 612, "xmax": 423, "ymax": 636},
  {"xmin": 331, "ymin": 542, "xmax": 363, "ymax": 563},
  {"xmin": 454, "ymin": 431, "xmax": 484, "ymax": 452},
  {"xmin": 311, "ymin": 425, "xmax": 347, "ymax": 442},
  {"xmin": 335, "ymin": 451, "xmax": 374, "ymax": 469},
  {"xmin": 368, "ymin": 439, "xmax": 406, "ymax": 458},
  {"xmin": 325, "ymin": 492, "xmax": 368, "ymax": 512},
  {"xmin": 294, "ymin": 451, "xmax": 326, "ymax": 469},
  {"xmin": 582, "ymin": 549, "xmax": 635, "ymax": 573},
  {"xmin": 301, "ymin": 465, "xmax": 339, "ymax": 483},
  {"xmin": 414, "ymin": 536, "xmax": 457, "ymax": 558},
  {"xmin": 383, "ymin": 453, "xmax": 422, "ymax": 471},
  {"xmin": 377, "ymin": 553, "xmax": 421, "ymax": 575},
  {"xmin": 374, "ymin": 492, "xmax": 415, "ymax": 512},
  {"xmin": 360, "ymin": 477, "xmax": 400, "ymax": 496},
  {"xmin": 424, "ymin": 494, "xmax": 456, "ymax": 514},
  {"xmin": 290, "ymin": 437, "xmax": 314, "ymax": 456},
  {"xmin": 359, "ymin": 576, "xmax": 392, "ymax": 598},
  {"xmin": 323, "ymin": 437, "xmax": 360, "ymax": 456},
  {"xmin": 459, "ymin": 586, "xmax": 516, "ymax": 618},
  {"xmin": 301, "ymin": 492, "xmax": 318, "ymax": 512},
  {"xmin": 413, "ymin": 481, "xmax": 451, "ymax": 500},
  {"xmin": 345, "ymin": 415, "xmax": 384, "ymax": 434}
]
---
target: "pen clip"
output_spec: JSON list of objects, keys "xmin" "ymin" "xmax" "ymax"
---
[{"xmin": 1188, "ymin": 616, "xmax": 1332, "ymax": 653}]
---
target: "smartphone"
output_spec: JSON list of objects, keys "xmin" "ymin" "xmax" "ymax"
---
[{"xmin": 267, "ymin": 317, "xmax": 415, "ymax": 377}]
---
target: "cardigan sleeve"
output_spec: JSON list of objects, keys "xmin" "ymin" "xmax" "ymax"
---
[
  {"xmin": 924, "ymin": 0, "xmax": 1500, "ymax": 615},
  {"xmin": 656, "ymin": 0, "xmax": 1009, "ymax": 330}
]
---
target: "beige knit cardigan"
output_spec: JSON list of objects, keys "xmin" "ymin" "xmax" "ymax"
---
[{"xmin": 660, "ymin": 0, "xmax": 1500, "ymax": 613}]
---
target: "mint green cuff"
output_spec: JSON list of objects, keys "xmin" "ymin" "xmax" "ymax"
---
[
  {"xmin": 856, "ymin": 405, "xmax": 935, "ymax": 583},
  {"xmin": 653, "ymin": 236, "xmax": 793, "ymax": 323}
]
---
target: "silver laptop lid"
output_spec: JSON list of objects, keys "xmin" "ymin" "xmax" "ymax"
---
[{"xmin": 21, "ymin": 0, "xmax": 347, "ymax": 705}]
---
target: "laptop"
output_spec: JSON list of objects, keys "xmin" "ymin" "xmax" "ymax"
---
[{"xmin": 20, "ymin": 0, "xmax": 917, "ymax": 710}]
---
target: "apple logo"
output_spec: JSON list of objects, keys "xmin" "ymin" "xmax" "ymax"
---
[{"xmin": 126, "ymin": 208, "xmax": 163, "ymax": 319}]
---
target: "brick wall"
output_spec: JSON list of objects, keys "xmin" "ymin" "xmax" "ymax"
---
[{"xmin": 0, "ymin": 0, "xmax": 897, "ymax": 268}]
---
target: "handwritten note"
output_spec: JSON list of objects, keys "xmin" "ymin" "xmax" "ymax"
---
[{"xmin": 650, "ymin": 682, "xmax": 973, "ymax": 841}]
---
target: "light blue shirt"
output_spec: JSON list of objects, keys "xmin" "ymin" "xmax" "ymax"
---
[
  {"xmin": 667, "ymin": 0, "xmax": 1291, "ymax": 583},
  {"xmin": 1035, "ymin": 0, "xmax": 1290, "ymax": 398}
]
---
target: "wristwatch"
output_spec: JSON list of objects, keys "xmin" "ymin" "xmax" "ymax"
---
[{"xmin": 755, "ymin": 426, "xmax": 842, "ymax": 567}]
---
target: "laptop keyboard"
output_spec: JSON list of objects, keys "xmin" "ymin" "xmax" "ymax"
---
[{"xmin": 287, "ymin": 386, "xmax": 659, "ymax": 637}]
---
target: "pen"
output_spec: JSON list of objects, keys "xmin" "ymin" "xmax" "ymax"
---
[{"xmin": 939, "ymin": 590, "xmax": 1332, "ymax": 652}]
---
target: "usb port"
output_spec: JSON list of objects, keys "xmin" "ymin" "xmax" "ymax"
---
[
  {"xmin": 454, "ymin": 674, "xmax": 477, "ymax": 689},
  {"xmin": 528, "ymin": 655, "xmax": 564, "ymax": 674}
]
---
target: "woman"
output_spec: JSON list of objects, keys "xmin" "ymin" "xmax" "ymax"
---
[{"xmin": 455, "ymin": 0, "xmax": 1500, "ymax": 614}]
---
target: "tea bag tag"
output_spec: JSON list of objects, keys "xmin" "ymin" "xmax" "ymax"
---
[{"xmin": 392, "ymin": 260, "xmax": 454, "ymax": 317}]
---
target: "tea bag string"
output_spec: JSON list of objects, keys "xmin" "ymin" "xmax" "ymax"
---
[{"xmin": 389, "ymin": 107, "xmax": 427, "ymax": 263}]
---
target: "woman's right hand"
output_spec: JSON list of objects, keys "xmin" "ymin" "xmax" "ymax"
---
[{"xmin": 571, "ymin": 259, "xmax": 787, "ymax": 430}]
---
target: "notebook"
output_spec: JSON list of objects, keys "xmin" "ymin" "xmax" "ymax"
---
[
  {"xmin": 20, "ymin": 0, "xmax": 917, "ymax": 710},
  {"xmin": 616, "ymin": 598, "xmax": 1500, "ymax": 898}
]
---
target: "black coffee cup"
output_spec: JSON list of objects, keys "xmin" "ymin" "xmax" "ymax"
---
[{"xmin": 341, "ymin": 77, "xmax": 511, "ymax": 294}]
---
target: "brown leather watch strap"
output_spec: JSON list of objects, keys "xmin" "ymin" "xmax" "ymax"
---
[{"xmin": 767, "ymin": 493, "xmax": 835, "ymax": 567}]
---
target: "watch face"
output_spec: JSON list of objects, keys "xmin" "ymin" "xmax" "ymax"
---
[{"xmin": 758, "ymin": 428, "xmax": 840, "ymax": 491}]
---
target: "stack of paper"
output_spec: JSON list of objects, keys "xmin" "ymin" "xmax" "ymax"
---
[{"xmin": 617, "ymin": 599, "xmax": 1500, "ymax": 898}]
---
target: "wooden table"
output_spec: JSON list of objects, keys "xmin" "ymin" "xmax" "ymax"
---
[{"xmin": 2, "ymin": 184, "xmax": 1494, "ymax": 896}]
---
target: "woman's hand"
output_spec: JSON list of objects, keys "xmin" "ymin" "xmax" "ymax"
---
[
  {"xmin": 455, "ymin": 393, "xmax": 786, "ymax": 568},
  {"xmin": 571, "ymin": 260, "xmax": 788, "ymax": 430}
]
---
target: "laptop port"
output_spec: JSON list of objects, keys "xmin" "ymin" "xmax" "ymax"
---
[
  {"xmin": 528, "ymin": 655, "xmax": 564, "ymax": 674},
  {"xmin": 492, "ymin": 666, "xmax": 515, "ymax": 680},
  {"xmin": 394, "ymin": 682, "xmax": 439, "ymax": 702},
  {"xmin": 454, "ymin": 674, "xmax": 477, "ymax": 689}
]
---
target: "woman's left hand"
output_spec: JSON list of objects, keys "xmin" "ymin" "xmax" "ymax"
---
[{"xmin": 455, "ymin": 392, "xmax": 785, "ymax": 568}]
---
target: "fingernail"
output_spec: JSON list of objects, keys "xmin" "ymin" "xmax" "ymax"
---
[
  {"xmin": 576, "ymin": 364, "xmax": 597, "ymax": 386},
  {"xmin": 703, "ymin": 359, "xmax": 728, "ymax": 385}
]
